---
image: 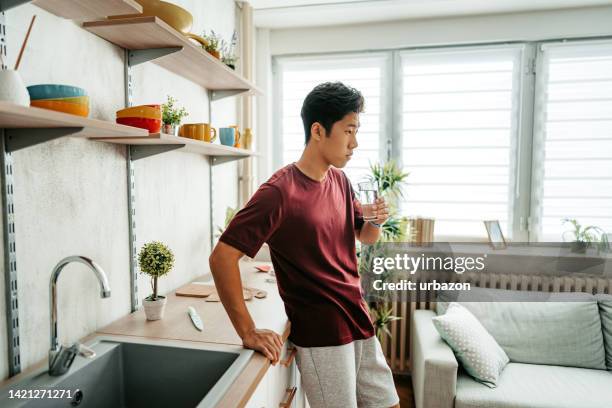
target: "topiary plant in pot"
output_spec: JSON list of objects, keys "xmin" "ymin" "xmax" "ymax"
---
[{"xmin": 138, "ymin": 241, "xmax": 175, "ymax": 320}]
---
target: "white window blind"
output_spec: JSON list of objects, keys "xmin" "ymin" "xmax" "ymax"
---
[
  {"xmin": 400, "ymin": 47, "xmax": 522, "ymax": 238},
  {"xmin": 277, "ymin": 55, "xmax": 386, "ymax": 183},
  {"xmin": 532, "ymin": 41, "xmax": 612, "ymax": 241}
]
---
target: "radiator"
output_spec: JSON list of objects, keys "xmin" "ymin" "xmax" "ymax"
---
[{"xmin": 378, "ymin": 271, "xmax": 612, "ymax": 374}]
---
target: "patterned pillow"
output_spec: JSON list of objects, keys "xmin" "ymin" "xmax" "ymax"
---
[{"xmin": 432, "ymin": 302, "xmax": 509, "ymax": 388}]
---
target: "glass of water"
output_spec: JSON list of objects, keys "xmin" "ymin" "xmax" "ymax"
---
[{"xmin": 357, "ymin": 181, "xmax": 378, "ymax": 222}]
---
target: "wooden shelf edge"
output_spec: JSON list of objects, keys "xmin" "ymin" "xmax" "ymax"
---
[
  {"xmin": 93, "ymin": 132, "xmax": 256, "ymax": 157},
  {"xmin": 0, "ymin": 102, "xmax": 148, "ymax": 138},
  {"xmin": 82, "ymin": 16, "xmax": 260, "ymax": 94}
]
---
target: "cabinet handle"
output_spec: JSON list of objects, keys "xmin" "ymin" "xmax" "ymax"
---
[
  {"xmin": 279, "ymin": 387, "xmax": 297, "ymax": 407},
  {"xmin": 280, "ymin": 347, "xmax": 297, "ymax": 367}
]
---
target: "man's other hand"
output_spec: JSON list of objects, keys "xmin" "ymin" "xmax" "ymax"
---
[{"xmin": 242, "ymin": 328, "xmax": 283, "ymax": 365}]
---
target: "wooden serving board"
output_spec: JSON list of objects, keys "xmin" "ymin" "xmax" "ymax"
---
[{"xmin": 175, "ymin": 283, "xmax": 216, "ymax": 298}]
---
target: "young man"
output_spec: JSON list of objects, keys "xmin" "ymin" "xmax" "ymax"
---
[{"xmin": 209, "ymin": 82, "xmax": 400, "ymax": 408}]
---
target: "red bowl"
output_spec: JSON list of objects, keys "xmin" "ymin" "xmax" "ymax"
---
[{"xmin": 116, "ymin": 116, "xmax": 161, "ymax": 133}]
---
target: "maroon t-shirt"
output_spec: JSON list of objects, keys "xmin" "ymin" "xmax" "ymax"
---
[{"xmin": 219, "ymin": 163, "xmax": 375, "ymax": 347}]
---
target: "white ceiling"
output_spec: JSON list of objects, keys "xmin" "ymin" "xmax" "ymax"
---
[{"xmin": 248, "ymin": 0, "xmax": 612, "ymax": 29}]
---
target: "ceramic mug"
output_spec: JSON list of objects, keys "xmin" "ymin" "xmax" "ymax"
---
[
  {"xmin": 180, "ymin": 123, "xmax": 217, "ymax": 142},
  {"xmin": 229, "ymin": 125, "xmax": 241, "ymax": 148},
  {"xmin": 219, "ymin": 127, "xmax": 236, "ymax": 146}
]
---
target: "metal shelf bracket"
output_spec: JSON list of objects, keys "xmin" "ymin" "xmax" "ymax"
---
[
  {"xmin": 128, "ymin": 47, "xmax": 183, "ymax": 67},
  {"xmin": 5, "ymin": 127, "xmax": 84, "ymax": 152}
]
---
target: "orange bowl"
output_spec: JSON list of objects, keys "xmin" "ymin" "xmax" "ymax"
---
[
  {"xmin": 116, "ymin": 105, "xmax": 161, "ymax": 120},
  {"xmin": 116, "ymin": 117, "xmax": 162, "ymax": 133},
  {"xmin": 31, "ymin": 100, "xmax": 89, "ymax": 117}
]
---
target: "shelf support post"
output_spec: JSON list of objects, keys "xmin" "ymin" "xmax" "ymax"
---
[
  {"xmin": 0, "ymin": 11, "xmax": 20, "ymax": 377},
  {"xmin": 4, "ymin": 127, "xmax": 83, "ymax": 152},
  {"xmin": 124, "ymin": 49, "xmax": 139, "ymax": 312},
  {"xmin": 1, "ymin": 128, "xmax": 21, "ymax": 377}
]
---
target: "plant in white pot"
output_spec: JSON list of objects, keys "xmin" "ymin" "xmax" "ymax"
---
[{"xmin": 138, "ymin": 241, "xmax": 175, "ymax": 320}]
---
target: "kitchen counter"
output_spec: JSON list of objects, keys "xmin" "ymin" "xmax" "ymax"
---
[
  {"xmin": 1, "ymin": 260, "xmax": 290, "ymax": 408},
  {"xmin": 97, "ymin": 259, "xmax": 290, "ymax": 407}
]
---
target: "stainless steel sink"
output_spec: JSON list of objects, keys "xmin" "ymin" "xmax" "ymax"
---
[{"xmin": 0, "ymin": 336, "xmax": 253, "ymax": 407}]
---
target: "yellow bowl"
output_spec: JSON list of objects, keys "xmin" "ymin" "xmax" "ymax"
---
[
  {"xmin": 116, "ymin": 105, "xmax": 161, "ymax": 120},
  {"xmin": 35, "ymin": 95, "xmax": 89, "ymax": 105},
  {"xmin": 31, "ymin": 100, "xmax": 89, "ymax": 117},
  {"xmin": 108, "ymin": 0, "xmax": 208, "ymax": 47}
]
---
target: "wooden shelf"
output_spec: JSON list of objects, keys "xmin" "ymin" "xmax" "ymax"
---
[
  {"xmin": 83, "ymin": 16, "xmax": 261, "ymax": 97},
  {"xmin": 0, "ymin": 101, "xmax": 148, "ymax": 137},
  {"xmin": 32, "ymin": 0, "xmax": 142, "ymax": 20},
  {"xmin": 95, "ymin": 132, "xmax": 255, "ymax": 161}
]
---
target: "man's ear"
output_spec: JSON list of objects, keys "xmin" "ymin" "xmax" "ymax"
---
[{"xmin": 310, "ymin": 122, "xmax": 324, "ymax": 141}]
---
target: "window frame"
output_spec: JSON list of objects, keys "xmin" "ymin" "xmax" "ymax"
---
[{"xmin": 271, "ymin": 36, "xmax": 612, "ymax": 242}]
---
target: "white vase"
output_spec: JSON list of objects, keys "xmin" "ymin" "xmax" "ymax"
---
[
  {"xmin": 143, "ymin": 296, "xmax": 167, "ymax": 320},
  {"xmin": 0, "ymin": 70, "xmax": 30, "ymax": 106}
]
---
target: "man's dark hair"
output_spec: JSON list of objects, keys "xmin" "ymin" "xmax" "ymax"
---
[{"xmin": 300, "ymin": 82, "xmax": 364, "ymax": 145}]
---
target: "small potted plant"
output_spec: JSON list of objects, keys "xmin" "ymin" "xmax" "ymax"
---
[
  {"xmin": 202, "ymin": 30, "xmax": 222, "ymax": 59},
  {"xmin": 161, "ymin": 95, "xmax": 188, "ymax": 136},
  {"xmin": 220, "ymin": 31, "xmax": 238, "ymax": 70},
  {"xmin": 562, "ymin": 218, "xmax": 610, "ymax": 254},
  {"xmin": 138, "ymin": 241, "xmax": 175, "ymax": 320}
]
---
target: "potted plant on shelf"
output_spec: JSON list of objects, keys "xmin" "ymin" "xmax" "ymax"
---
[
  {"xmin": 220, "ymin": 31, "xmax": 238, "ymax": 70},
  {"xmin": 202, "ymin": 30, "xmax": 222, "ymax": 59},
  {"xmin": 562, "ymin": 218, "xmax": 610, "ymax": 254},
  {"xmin": 161, "ymin": 95, "xmax": 188, "ymax": 136},
  {"xmin": 138, "ymin": 241, "xmax": 175, "ymax": 321}
]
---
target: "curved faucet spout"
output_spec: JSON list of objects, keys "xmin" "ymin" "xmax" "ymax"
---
[{"xmin": 49, "ymin": 256, "xmax": 111, "ymax": 359}]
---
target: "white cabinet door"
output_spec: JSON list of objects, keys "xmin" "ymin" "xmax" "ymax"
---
[{"xmin": 245, "ymin": 342, "xmax": 307, "ymax": 408}]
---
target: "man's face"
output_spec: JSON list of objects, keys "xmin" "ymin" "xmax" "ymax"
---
[{"xmin": 312, "ymin": 112, "xmax": 360, "ymax": 168}]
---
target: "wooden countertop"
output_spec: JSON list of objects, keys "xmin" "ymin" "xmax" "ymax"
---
[
  {"xmin": 97, "ymin": 260, "xmax": 290, "ymax": 407},
  {"xmin": 93, "ymin": 260, "xmax": 289, "ymax": 407},
  {"xmin": 1, "ymin": 260, "xmax": 289, "ymax": 407}
]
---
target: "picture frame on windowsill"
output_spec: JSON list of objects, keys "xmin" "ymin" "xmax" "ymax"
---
[{"xmin": 484, "ymin": 220, "xmax": 507, "ymax": 250}]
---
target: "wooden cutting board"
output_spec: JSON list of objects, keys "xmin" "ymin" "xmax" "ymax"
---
[{"xmin": 175, "ymin": 283, "xmax": 216, "ymax": 298}]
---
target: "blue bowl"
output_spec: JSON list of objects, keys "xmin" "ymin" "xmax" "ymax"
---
[{"xmin": 27, "ymin": 84, "xmax": 87, "ymax": 101}]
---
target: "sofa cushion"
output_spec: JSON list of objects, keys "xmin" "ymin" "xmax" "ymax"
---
[
  {"xmin": 437, "ymin": 287, "xmax": 606, "ymax": 369},
  {"xmin": 596, "ymin": 294, "xmax": 612, "ymax": 371},
  {"xmin": 456, "ymin": 362, "xmax": 612, "ymax": 408},
  {"xmin": 432, "ymin": 303, "xmax": 509, "ymax": 387}
]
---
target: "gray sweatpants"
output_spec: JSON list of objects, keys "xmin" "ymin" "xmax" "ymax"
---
[{"xmin": 294, "ymin": 336, "xmax": 400, "ymax": 408}]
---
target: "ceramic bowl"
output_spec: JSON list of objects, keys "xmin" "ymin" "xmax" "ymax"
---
[
  {"xmin": 30, "ymin": 100, "xmax": 89, "ymax": 117},
  {"xmin": 116, "ymin": 105, "xmax": 161, "ymax": 120},
  {"xmin": 36, "ymin": 95, "xmax": 90, "ymax": 105},
  {"xmin": 27, "ymin": 84, "xmax": 87, "ymax": 100},
  {"xmin": 108, "ymin": 0, "xmax": 208, "ymax": 47},
  {"xmin": 116, "ymin": 117, "xmax": 162, "ymax": 133}
]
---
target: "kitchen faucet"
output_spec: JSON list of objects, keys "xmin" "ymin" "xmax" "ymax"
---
[{"xmin": 48, "ymin": 256, "xmax": 111, "ymax": 376}]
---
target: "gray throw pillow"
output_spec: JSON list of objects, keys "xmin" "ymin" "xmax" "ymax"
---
[{"xmin": 432, "ymin": 302, "xmax": 509, "ymax": 388}]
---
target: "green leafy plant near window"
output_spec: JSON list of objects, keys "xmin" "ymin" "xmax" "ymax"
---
[
  {"xmin": 370, "ymin": 303, "xmax": 401, "ymax": 340},
  {"xmin": 202, "ymin": 30, "xmax": 222, "ymax": 55},
  {"xmin": 359, "ymin": 160, "xmax": 410, "ymax": 341},
  {"xmin": 216, "ymin": 206, "xmax": 239, "ymax": 238},
  {"xmin": 562, "ymin": 218, "xmax": 610, "ymax": 254},
  {"xmin": 161, "ymin": 95, "xmax": 188, "ymax": 126},
  {"xmin": 138, "ymin": 241, "xmax": 175, "ymax": 301}
]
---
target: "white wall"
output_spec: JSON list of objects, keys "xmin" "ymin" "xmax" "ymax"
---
[
  {"xmin": 0, "ymin": 0, "xmax": 240, "ymax": 379},
  {"xmin": 269, "ymin": 5, "xmax": 612, "ymax": 55}
]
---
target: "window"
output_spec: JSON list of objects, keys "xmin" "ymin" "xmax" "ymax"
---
[
  {"xmin": 273, "ymin": 40, "xmax": 612, "ymax": 242},
  {"xmin": 400, "ymin": 47, "xmax": 523, "ymax": 238},
  {"xmin": 532, "ymin": 40, "xmax": 612, "ymax": 241},
  {"xmin": 276, "ymin": 54, "xmax": 387, "ymax": 183}
]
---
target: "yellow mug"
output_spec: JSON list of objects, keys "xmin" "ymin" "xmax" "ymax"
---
[
  {"xmin": 229, "ymin": 125, "xmax": 241, "ymax": 148},
  {"xmin": 180, "ymin": 123, "xmax": 217, "ymax": 142}
]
